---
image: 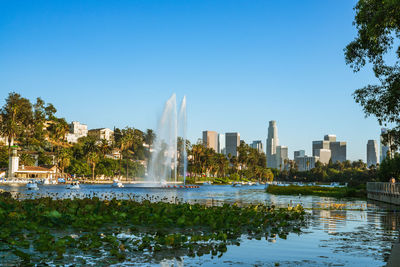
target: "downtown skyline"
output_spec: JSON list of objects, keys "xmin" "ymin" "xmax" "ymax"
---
[{"xmin": 0, "ymin": 0, "xmax": 381, "ymax": 161}]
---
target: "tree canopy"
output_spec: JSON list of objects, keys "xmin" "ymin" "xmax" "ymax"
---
[{"xmin": 345, "ymin": 0, "xmax": 400, "ymax": 150}]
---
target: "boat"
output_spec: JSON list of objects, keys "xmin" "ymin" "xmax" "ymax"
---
[
  {"xmin": 203, "ymin": 181, "xmax": 212, "ymax": 185},
  {"xmin": 26, "ymin": 180, "xmax": 39, "ymax": 190},
  {"xmin": 112, "ymin": 180, "xmax": 124, "ymax": 188},
  {"xmin": 66, "ymin": 181, "xmax": 80, "ymax": 190}
]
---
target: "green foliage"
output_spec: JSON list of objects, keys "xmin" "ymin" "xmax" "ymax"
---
[
  {"xmin": 66, "ymin": 159, "xmax": 91, "ymax": 177},
  {"xmin": 379, "ymin": 154, "xmax": 400, "ymax": 181},
  {"xmin": 0, "ymin": 196, "xmax": 307, "ymax": 265},
  {"xmin": 188, "ymin": 142, "xmax": 272, "ymax": 181},
  {"xmin": 345, "ymin": 0, "xmax": 400, "ymax": 150},
  {"xmin": 266, "ymin": 185, "xmax": 366, "ymax": 198},
  {"xmin": 280, "ymin": 160, "xmax": 377, "ymax": 186},
  {"xmin": 0, "ymin": 146, "xmax": 8, "ymax": 168}
]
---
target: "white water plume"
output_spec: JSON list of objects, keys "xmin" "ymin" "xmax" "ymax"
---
[{"xmin": 146, "ymin": 94, "xmax": 187, "ymax": 186}]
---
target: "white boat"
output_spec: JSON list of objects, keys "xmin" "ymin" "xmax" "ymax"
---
[
  {"xmin": 112, "ymin": 180, "xmax": 124, "ymax": 188},
  {"xmin": 66, "ymin": 181, "xmax": 80, "ymax": 190},
  {"xmin": 26, "ymin": 181, "xmax": 39, "ymax": 190},
  {"xmin": 203, "ymin": 181, "xmax": 212, "ymax": 185}
]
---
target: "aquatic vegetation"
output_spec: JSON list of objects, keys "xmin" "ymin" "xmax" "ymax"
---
[
  {"xmin": 0, "ymin": 194, "xmax": 307, "ymax": 265},
  {"xmin": 266, "ymin": 185, "xmax": 366, "ymax": 198}
]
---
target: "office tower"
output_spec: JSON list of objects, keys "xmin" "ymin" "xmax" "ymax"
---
[
  {"xmin": 324, "ymin": 134, "xmax": 337, "ymax": 142},
  {"xmin": 276, "ymin": 146, "xmax": 288, "ymax": 170},
  {"xmin": 202, "ymin": 131, "xmax": 218, "ymax": 152},
  {"xmin": 330, "ymin": 141, "xmax": 347, "ymax": 163},
  {"xmin": 250, "ymin": 140, "xmax": 263, "ymax": 153},
  {"xmin": 294, "ymin": 150, "xmax": 305, "ymax": 158},
  {"xmin": 218, "ymin": 134, "xmax": 225, "ymax": 154},
  {"xmin": 312, "ymin": 135, "xmax": 347, "ymax": 164},
  {"xmin": 225, "ymin": 132, "xmax": 240, "ymax": 157},
  {"xmin": 312, "ymin": 141, "xmax": 330, "ymax": 156},
  {"xmin": 314, "ymin": 149, "xmax": 331, "ymax": 164},
  {"xmin": 294, "ymin": 155, "xmax": 319, "ymax": 171},
  {"xmin": 367, "ymin": 140, "xmax": 379, "ymax": 167},
  {"xmin": 266, "ymin": 121, "xmax": 279, "ymax": 168}
]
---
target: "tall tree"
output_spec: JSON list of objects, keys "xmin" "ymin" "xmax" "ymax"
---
[
  {"xmin": 345, "ymin": 0, "xmax": 400, "ymax": 150},
  {"xmin": 87, "ymin": 151, "xmax": 99, "ymax": 180},
  {"xmin": 0, "ymin": 92, "xmax": 33, "ymax": 151}
]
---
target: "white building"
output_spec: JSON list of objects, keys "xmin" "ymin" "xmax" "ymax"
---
[
  {"xmin": 218, "ymin": 134, "xmax": 225, "ymax": 154},
  {"xmin": 66, "ymin": 121, "xmax": 88, "ymax": 143},
  {"xmin": 266, "ymin": 120, "xmax": 279, "ymax": 168},
  {"xmin": 88, "ymin": 128, "xmax": 114, "ymax": 142}
]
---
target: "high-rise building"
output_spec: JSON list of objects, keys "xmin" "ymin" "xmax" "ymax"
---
[
  {"xmin": 314, "ymin": 149, "xmax": 331, "ymax": 164},
  {"xmin": 312, "ymin": 135, "xmax": 347, "ymax": 164},
  {"xmin": 324, "ymin": 134, "xmax": 337, "ymax": 142},
  {"xmin": 250, "ymin": 140, "xmax": 263, "ymax": 153},
  {"xmin": 294, "ymin": 155, "xmax": 319, "ymax": 171},
  {"xmin": 276, "ymin": 146, "xmax": 288, "ymax": 170},
  {"xmin": 225, "ymin": 132, "xmax": 240, "ymax": 157},
  {"xmin": 330, "ymin": 142, "xmax": 347, "ymax": 163},
  {"xmin": 294, "ymin": 150, "xmax": 305, "ymax": 158},
  {"xmin": 367, "ymin": 140, "xmax": 379, "ymax": 167},
  {"xmin": 266, "ymin": 121, "xmax": 279, "ymax": 168},
  {"xmin": 312, "ymin": 141, "xmax": 330, "ymax": 156},
  {"xmin": 218, "ymin": 134, "xmax": 225, "ymax": 154},
  {"xmin": 202, "ymin": 131, "xmax": 218, "ymax": 152}
]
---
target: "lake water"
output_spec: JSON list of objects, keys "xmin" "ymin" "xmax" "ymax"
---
[{"xmin": 1, "ymin": 184, "xmax": 399, "ymax": 267}]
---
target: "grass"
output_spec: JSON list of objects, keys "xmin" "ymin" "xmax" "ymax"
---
[{"xmin": 266, "ymin": 185, "xmax": 366, "ymax": 198}]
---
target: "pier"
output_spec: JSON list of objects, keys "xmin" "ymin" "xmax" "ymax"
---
[{"xmin": 367, "ymin": 182, "xmax": 400, "ymax": 205}]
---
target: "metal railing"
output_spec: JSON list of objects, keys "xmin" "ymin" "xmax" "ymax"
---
[{"xmin": 367, "ymin": 182, "xmax": 400, "ymax": 195}]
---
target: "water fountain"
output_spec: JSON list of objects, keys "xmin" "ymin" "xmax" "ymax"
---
[{"xmin": 146, "ymin": 94, "xmax": 187, "ymax": 186}]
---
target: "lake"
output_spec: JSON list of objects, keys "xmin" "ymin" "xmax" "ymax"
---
[{"xmin": 0, "ymin": 184, "xmax": 398, "ymax": 266}]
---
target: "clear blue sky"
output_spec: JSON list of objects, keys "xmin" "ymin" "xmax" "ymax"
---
[{"xmin": 0, "ymin": 0, "xmax": 381, "ymax": 161}]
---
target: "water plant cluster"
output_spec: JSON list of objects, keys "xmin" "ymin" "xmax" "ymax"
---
[
  {"xmin": 0, "ymin": 194, "xmax": 307, "ymax": 265},
  {"xmin": 266, "ymin": 185, "xmax": 366, "ymax": 198}
]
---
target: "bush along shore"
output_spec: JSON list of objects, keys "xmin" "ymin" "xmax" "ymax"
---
[
  {"xmin": 0, "ymin": 195, "xmax": 307, "ymax": 265},
  {"xmin": 266, "ymin": 185, "xmax": 366, "ymax": 198}
]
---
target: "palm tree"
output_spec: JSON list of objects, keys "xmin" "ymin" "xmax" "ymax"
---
[
  {"xmin": 58, "ymin": 148, "xmax": 71, "ymax": 178},
  {"xmin": 98, "ymin": 139, "xmax": 111, "ymax": 157},
  {"xmin": 87, "ymin": 151, "xmax": 99, "ymax": 180},
  {"xmin": 121, "ymin": 130, "xmax": 135, "ymax": 181},
  {"xmin": 145, "ymin": 129, "xmax": 156, "ymax": 152}
]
